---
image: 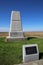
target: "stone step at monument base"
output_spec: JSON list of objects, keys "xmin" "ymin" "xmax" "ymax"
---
[{"xmin": 6, "ymin": 36, "xmax": 27, "ymax": 42}]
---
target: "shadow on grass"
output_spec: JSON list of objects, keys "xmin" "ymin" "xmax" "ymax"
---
[
  {"xmin": 27, "ymin": 37, "xmax": 37, "ymax": 40},
  {"xmin": 39, "ymin": 52, "xmax": 43, "ymax": 59}
]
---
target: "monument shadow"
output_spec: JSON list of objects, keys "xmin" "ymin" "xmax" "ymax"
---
[
  {"xmin": 27, "ymin": 37, "xmax": 37, "ymax": 40},
  {"xmin": 39, "ymin": 52, "xmax": 43, "ymax": 59}
]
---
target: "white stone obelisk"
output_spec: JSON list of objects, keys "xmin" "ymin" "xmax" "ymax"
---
[{"xmin": 6, "ymin": 11, "xmax": 26, "ymax": 41}]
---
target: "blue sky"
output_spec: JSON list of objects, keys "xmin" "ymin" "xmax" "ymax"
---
[{"xmin": 0, "ymin": 0, "xmax": 43, "ymax": 32}]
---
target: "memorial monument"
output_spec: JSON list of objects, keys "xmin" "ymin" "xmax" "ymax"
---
[
  {"xmin": 6, "ymin": 11, "xmax": 26, "ymax": 41},
  {"xmin": 23, "ymin": 44, "xmax": 39, "ymax": 63}
]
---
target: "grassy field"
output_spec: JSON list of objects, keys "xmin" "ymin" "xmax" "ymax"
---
[{"xmin": 0, "ymin": 37, "xmax": 43, "ymax": 65}]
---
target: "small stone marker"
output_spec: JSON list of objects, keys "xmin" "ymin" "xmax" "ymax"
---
[{"xmin": 23, "ymin": 44, "xmax": 39, "ymax": 63}]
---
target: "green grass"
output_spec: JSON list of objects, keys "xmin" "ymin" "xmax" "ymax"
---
[{"xmin": 0, "ymin": 37, "xmax": 43, "ymax": 65}]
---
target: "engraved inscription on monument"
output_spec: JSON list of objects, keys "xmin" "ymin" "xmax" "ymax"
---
[{"xmin": 25, "ymin": 46, "xmax": 37, "ymax": 55}]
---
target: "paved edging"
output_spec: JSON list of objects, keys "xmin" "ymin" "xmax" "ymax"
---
[{"xmin": 15, "ymin": 59, "xmax": 43, "ymax": 65}]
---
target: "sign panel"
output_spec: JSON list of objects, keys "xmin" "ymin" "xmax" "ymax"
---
[{"xmin": 25, "ymin": 46, "xmax": 37, "ymax": 55}]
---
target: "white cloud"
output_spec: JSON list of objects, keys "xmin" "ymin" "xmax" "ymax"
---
[
  {"xmin": 0, "ymin": 27, "xmax": 43, "ymax": 32},
  {"xmin": 23, "ymin": 27, "xmax": 43, "ymax": 32},
  {"xmin": 0, "ymin": 27, "xmax": 9, "ymax": 32}
]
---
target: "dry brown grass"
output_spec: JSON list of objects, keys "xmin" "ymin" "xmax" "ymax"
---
[
  {"xmin": 0, "ymin": 32, "xmax": 8, "ymax": 37},
  {"xmin": 24, "ymin": 32, "xmax": 43, "ymax": 37},
  {"xmin": 0, "ymin": 32, "xmax": 43, "ymax": 37}
]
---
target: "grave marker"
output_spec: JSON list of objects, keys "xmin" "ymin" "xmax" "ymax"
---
[{"xmin": 23, "ymin": 44, "xmax": 39, "ymax": 62}]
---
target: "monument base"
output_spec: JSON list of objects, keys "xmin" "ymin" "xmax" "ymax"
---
[{"xmin": 6, "ymin": 36, "xmax": 27, "ymax": 42}]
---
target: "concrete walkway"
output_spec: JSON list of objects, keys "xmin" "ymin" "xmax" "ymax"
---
[{"xmin": 15, "ymin": 59, "xmax": 43, "ymax": 65}]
